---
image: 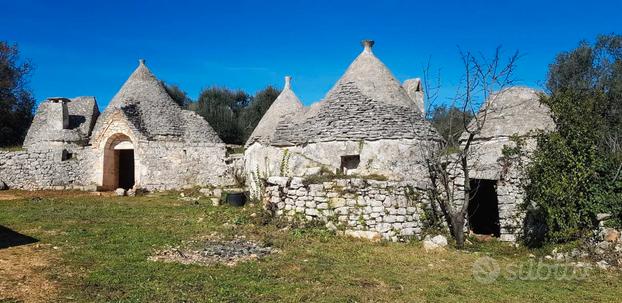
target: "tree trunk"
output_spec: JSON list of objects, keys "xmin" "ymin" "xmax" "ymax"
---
[{"xmin": 450, "ymin": 213, "xmax": 466, "ymax": 248}]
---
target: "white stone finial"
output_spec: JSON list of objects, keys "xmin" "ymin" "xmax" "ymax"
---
[
  {"xmin": 361, "ymin": 40, "xmax": 375, "ymax": 53},
  {"xmin": 139, "ymin": 59, "xmax": 146, "ymax": 66},
  {"xmin": 284, "ymin": 76, "xmax": 292, "ymax": 90}
]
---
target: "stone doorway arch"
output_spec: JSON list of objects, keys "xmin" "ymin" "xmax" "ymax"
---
[{"xmin": 102, "ymin": 133, "xmax": 135, "ymax": 190}]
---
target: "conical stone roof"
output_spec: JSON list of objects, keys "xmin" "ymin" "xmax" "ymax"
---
[
  {"xmin": 463, "ymin": 86, "xmax": 554, "ymax": 140},
  {"xmin": 271, "ymin": 41, "xmax": 441, "ymax": 146},
  {"xmin": 92, "ymin": 60, "xmax": 222, "ymax": 143},
  {"xmin": 327, "ymin": 40, "xmax": 417, "ymax": 109},
  {"xmin": 246, "ymin": 76, "xmax": 303, "ymax": 147}
]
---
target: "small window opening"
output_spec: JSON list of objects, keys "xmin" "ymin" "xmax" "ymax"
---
[
  {"xmin": 340, "ymin": 155, "xmax": 360, "ymax": 175},
  {"xmin": 61, "ymin": 150, "xmax": 73, "ymax": 161}
]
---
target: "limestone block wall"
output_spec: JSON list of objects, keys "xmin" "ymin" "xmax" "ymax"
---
[
  {"xmin": 0, "ymin": 148, "xmax": 95, "ymax": 190},
  {"xmin": 0, "ymin": 143, "xmax": 233, "ymax": 191},
  {"xmin": 264, "ymin": 177, "xmax": 433, "ymax": 241},
  {"xmin": 448, "ymin": 138, "xmax": 534, "ymax": 242},
  {"xmin": 496, "ymin": 177, "xmax": 527, "ymax": 242},
  {"xmin": 245, "ymin": 139, "xmax": 436, "ymax": 198},
  {"xmin": 450, "ymin": 173, "xmax": 526, "ymax": 242},
  {"xmin": 244, "ymin": 143, "xmax": 288, "ymax": 198},
  {"xmin": 138, "ymin": 141, "xmax": 235, "ymax": 190}
]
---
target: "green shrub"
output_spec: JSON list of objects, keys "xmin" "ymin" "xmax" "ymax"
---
[
  {"xmin": 525, "ymin": 91, "xmax": 622, "ymax": 244},
  {"xmin": 524, "ymin": 35, "xmax": 622, "ymax": 245}
]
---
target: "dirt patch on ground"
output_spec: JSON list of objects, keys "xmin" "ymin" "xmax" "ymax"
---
[
  {"xmin": 0, "ymin": 244, "xmax": 60, "ymax": 303},
  {"xmin": 0, "ymin": 193, "xmax": 20, "ymax": 201},
  {"xmin": 150, "ymin": 238, "xmax": 274, "ymax": 266},
  {"xmin": 0, "ymin": 190, "xmax": 106, "ymax": 201}
]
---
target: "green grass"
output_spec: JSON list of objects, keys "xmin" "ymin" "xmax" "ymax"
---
[
  {"xmin": 1, "ymin": 191, "xmax": 621, "ymax": 302},
  {"xmin": 0, "ymin": 146, "xmax": 24, "ymax": 152}
]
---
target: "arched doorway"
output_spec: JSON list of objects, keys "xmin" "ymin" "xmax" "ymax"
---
[{"xmin": 102, "ymin": 134, "xmax": 135, "ymax": 190}]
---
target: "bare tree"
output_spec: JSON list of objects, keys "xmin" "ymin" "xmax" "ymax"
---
[{"xmin": 423, "ymin": 47, "xmax": 520, "ymax": 248}]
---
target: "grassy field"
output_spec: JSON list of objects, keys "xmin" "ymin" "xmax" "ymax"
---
[{"xmin": 1, "ymin": 191, "xmax": 621, "ymax": 303}]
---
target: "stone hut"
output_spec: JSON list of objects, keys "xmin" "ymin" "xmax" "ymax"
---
[
  {"xmin": 256, "ymin": 40, "xmax": 444, "ymax": 241},
  {"xmin": 453, "ymin": 87, "xmax": 554, "ymax": 241},
  {"xmin": 89, "ymin": 59, "xmax": 232, "ymax": 190},
  {"xmin": 0, "ymin": 60, "xmax": 234, "ymax": 191},
  {"xmin": 247, "ymin": 40, "xmax": 441, "ymax": 191},
  {"xmin": 244, "ymin": 76, "xmax": 304, "ymax": 195}
]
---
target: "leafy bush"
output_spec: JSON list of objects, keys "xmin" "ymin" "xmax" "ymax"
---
[{"xmin": 525, "ymin": 34, "xmax": 622, "ymax": 244}]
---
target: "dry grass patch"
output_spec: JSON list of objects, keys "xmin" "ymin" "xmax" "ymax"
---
[
  {"xmin": 0, "ymin": 244, "xmax": 60, "ymax": 303},
  {"xmin": 0, "ymin": 193, "xmax": 19, "ymax": 201}
]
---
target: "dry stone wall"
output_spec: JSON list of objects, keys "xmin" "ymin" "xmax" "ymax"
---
[
  {"xmin": 449, "ymin": 138, "xmax": 533, "ymax": 242},
  {"xmin": 265, "ymin": 176, "xmax": 432, "ymax": 241},
  {"xmin": 0, "ymin": 148, "xmax": 95, "ymax": 190},
  {"xmin": 138, "ymin": 142, "xmax": 234, "ymax": 190},
  {"xmin": 0, "ymin": 141, "xmax": 235, "ymax": 191},
  {"xmin": 451, "ymin": 171, "xmax": 526, "ymax": 242}
]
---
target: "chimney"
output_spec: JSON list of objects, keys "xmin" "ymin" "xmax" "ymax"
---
[
  {"xmin": 403, "ymin": 79, "xmax": 425, "ymax": 116},
  {"xmin": 284, "ymin": 76, "xmax": 292, "ymax": 90},
  {"xmin": 361, "ymin": 40, "xmax": 375, "ymax": 54},
  {"xmin": 47, "ymin": 97, "xmax": 70, "ymax": 130}
]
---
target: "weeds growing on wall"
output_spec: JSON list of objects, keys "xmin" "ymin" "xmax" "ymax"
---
[
  {"xmin": 498, "ymin": 134, "xmax": 528, "ymax": 179},
  {"xmin": 279, "ymin": 149, "xmax": 290, "ymax": 176}
]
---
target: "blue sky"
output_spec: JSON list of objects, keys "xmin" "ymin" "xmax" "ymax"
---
[{"xmin": 2, "ymin": 0, "xmax": 621, "ymax": 109}]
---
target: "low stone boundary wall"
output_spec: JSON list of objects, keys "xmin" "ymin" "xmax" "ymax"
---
[
  {"xmin": 0, "ymin": 149, "xmax": 94, "ymax": 190},
  {"xmin": 264, "ymin": 176, "xmax": 431, "ymax": 241}
]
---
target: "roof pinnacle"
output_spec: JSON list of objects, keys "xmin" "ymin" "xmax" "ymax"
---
[
  {"xmin": 361, "ymin": 40, "xmax": 375, "ymax": 53},
  {"xmin": 284, "ymin": 76, "xmax": 292, "ymax": 90}
]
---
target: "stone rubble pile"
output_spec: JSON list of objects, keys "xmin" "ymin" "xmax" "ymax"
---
[
  {"xmin": 149, "ymin": 238, "xmax": 273, "ymax": 266},
  {"xmin": 544, "ymin": 214, "xmax": 622, "ymax": 270}
]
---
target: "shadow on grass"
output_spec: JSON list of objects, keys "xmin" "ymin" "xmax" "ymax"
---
[{"xmin": 0, "ymin": 225, "xmax": 38, "ymax": 249}]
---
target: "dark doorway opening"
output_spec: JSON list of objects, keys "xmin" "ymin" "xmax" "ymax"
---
[
  {"xmin": 468, "ymin": 179, "xmax": 500, "ymax": 237},
  {"xmin": 117, "ymin": 149, "xmax": 135, "ymax": 190}
]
